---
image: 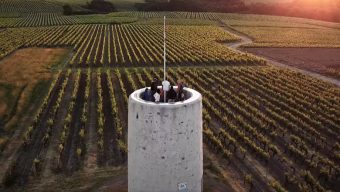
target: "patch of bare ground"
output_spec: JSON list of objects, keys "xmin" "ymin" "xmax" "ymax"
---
[
  {"xmin": 243, "ymin": 47, "xmax": 340, "ymax": 79},
  {"xmin": 0, "ymin": 48, "xmax": 70, "ymax": 128},
  {"xmin": 21, "ymin": 167, "xmax": 126, "ymax": 192},
  {"xmin": 203, "ymin": 145, "xmax": 246, "ymax": 192},
  {"xmin": 21, "ymin": 147, "xmax": 250, "ymax": 192},
  {"xmin": 221, "ymin": 24, "xmax": 340, "ymax": 86},
  {"xmin": 0, "ymin": 73, "xmax": 67, "ymax": 187},
  {"xmin": 0, "ymin": 78, "xmax": 59, "ymax": 188}
]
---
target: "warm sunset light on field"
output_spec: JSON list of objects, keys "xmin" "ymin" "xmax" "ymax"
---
[{"xmin": 296, "ymin": 0, "xmax": 340, "ymax": 8}]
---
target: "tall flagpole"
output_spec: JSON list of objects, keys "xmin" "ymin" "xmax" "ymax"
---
[{"xmin": 163, "ymin": 16, "xmax": 166, "ymax": 102}]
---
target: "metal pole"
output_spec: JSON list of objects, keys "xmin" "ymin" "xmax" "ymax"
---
[{"xmin": 163, "ymin": 16, "xmax": 167, "ymax": 102}]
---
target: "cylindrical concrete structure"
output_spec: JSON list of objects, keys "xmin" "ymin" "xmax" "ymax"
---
[{"xmin": 128, "ymin": 87, "xmax": 203, "ymax": 192}]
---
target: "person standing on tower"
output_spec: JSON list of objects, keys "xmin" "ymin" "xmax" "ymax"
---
[
  {"xmin": 162, "ymin": 79, "xmax": 170, "ymax": 102},
  {"xmin": 176, "ymin": 80, "xmax": 185, "ymax": 101},
  {"xmin": 154, "ymin": 89, "xmax": 161, "ymax": 103},
  {"xmin": 151, "ymin": 77, "xmax": 159, "ymax": 95},
  {"xmin": 167, "ymin": 85, "xmax": 177, "ymax": 102}
]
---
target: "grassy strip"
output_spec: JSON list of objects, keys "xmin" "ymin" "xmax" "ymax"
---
[
  {"xmin": 3, "ymin": 84, "xmax": 27, "ymax": 124},
  {"xmin": 0, "ymin": 79, "xmax": 52, "ymax": 155}
]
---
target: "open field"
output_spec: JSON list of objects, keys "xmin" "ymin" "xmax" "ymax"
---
[
  {"xmin": 230, "ymin": 26, "xmax": 340, "ymax": 48},
  {"xmin": 220, "ymin": 25, "xmax": 340, "ymax": 85},
  {"xmin": 0, "ymin": 47, "xmax": 69, "ymax": 151},
  {"xmin": 243, "ymin": 48, "xmax": 340, "ymax": 79},
  {"xmin": 0, "ymin": 0, "xmax": 339, "ymax": 191},
  {"xmin": 0, "ymin": 47, "xmax": 69, "ymax": 122}
]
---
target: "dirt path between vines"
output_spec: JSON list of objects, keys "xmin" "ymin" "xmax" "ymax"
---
[
  {"xmin": 220, "ymin": 24, "xmax": 340, "ymax": 87},
  {"xmin": 83, "ymin": 73, "xmax": 98, "ymax": 173}
]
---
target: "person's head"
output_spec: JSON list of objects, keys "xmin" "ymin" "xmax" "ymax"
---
[
  {"xmin": 153, "ymin": 77, "xmax": 158, "ymax": 82},
  {"xmin": 145, "ymin": 88, "xmax": 149, "ymax": 91}
]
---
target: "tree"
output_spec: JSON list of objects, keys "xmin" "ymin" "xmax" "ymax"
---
[
  {"xmin": 63, "ymin": 4, "xmax": 73, "ymax": 15},
  {"xmin": 88, "ymin": 0, "xmax": 115, "ymax": 13}
]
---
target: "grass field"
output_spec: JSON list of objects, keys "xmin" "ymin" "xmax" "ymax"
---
[
  {"xmin": 0, "ymin": 0, "xmax": 339, "ymax": 191},
  {"xmin": 0, "ymin": 48, "xmax": 69, "ymax": 120},
  {"xmin": 0, "ymin": 47, "xmax": 69, "ymax": 154},
  {"xmin": 243, "ymin": 48, "xmax": 340, "ymax": 79}
]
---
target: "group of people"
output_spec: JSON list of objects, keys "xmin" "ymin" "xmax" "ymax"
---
[{"xmin": 142, "ymin": 78, "xmax": 186, "ymax": 103}]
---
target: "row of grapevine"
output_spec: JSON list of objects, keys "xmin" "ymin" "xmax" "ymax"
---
[
  {"xmin": 105, "ymin": 70, "xmax": 127, "ymax": 160},
  {"xmin": 96, "ymin": 70, "xmax": 105, "ymax": 154},
  {"xmin": 23, "ymin": 71, "xmax": 62, "ymax": 146},
  {"xmin": 55, "ymin": 70, "xmax": 82, "ymax": 172},
  {"xmin": 176, "ymin": 67, "xmax": 338, "ymax": 191},
  {"xmin": 126, "ymin": 66, "xmax": 338, "ymax": 192},
  {"xmin": 111, "ymin": 12, "xmax": 227, "ymax": 21},
  {"xmin": 0, "ymin": 24, "xmax": 264, "ymax": 66},
  {"xmin": 4, "ymin": 70, "xmax": 71, "ymax": 186},
  {"xmin": 0, "ymin": 0, "xmax": 63, "ymax": 16},
  {"xmin": 14, "ymin": 13, "xmax": 77, "ymax": 27},
  {"xmin": 3, "ymin": 67, "xmax": 338, "ymax": 190}
]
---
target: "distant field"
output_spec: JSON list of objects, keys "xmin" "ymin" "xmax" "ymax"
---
[
  {"xmin": 232, "ymin": 26, "xmax": 340, "ymax": 47},
  {"xmin": 244, "ymin": 48, "xmax": 340, "ymax": 79},
  {"xmin": 220, "ymin": 14, "xmax": 340, "ymax": 48}
]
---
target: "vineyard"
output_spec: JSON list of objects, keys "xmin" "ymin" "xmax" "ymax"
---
[
  {"xmin": 0, "ymin": 24, "xmax": 264, "ymax": 66},
  {"xmin": 0, "ymin": 0, "xmax": 340, "ymax": 191},
  {"xmin": 0, "ymin": 14, "xmax": 138, "ymax": 27},
  {"xmin": 1, "ymin": 67, "xmax": 339, "ymax": 191},
  {"xmin": 0, "ymin": 0, "xmax": 63, "ymax": 17}
]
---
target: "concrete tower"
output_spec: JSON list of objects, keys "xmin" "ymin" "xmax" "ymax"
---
[{"xmin": 128, "ymin": 88, "xmax": 203, "ymax": 192}]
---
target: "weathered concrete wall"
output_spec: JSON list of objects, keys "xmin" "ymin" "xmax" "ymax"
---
[{"xmin": 128, "ymin": 87, "xmax": 203, "ymax": 192}]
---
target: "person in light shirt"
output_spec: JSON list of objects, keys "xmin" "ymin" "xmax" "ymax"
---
[
  {"xmin": 160, "ymin": 80, "xmax": 170, "ymax": 102},
  {"xmin": 153, "ymin": 89, "xmax": 161, "ymax": 103}
]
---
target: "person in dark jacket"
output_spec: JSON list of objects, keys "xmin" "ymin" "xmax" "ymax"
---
[
  {"xmin": 142, "ymin": 88, "xmax": 153, "ymax": 101},
  {"xmin": 151, "ymin": 77, "xmax": 158, "ymax": 94},
  {"xmin": 142, "ymin": 88, "xmax": 148, "ymax": 100},
  {"xmin": 160, "ymin": 87, "xmax": 165, "ymax": 102},
  {"xmin": 167, "ymin": 86, "xmax": 177, "ymax": 102},
  {"xmin": 176, "ymin": 80, "xmax": 185, "ymax": 101}
]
